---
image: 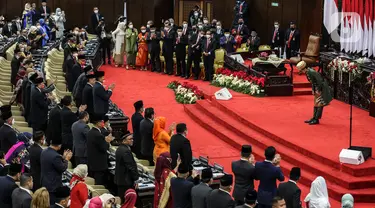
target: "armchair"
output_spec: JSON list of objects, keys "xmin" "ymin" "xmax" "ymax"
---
[{"xmin": 289, "ymin": 34, "xmax": 321, "ymax": 73}]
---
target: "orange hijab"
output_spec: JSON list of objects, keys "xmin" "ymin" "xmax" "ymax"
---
[{"xmin": 153, "ymin": 117, "xmax": 166, "ymax": 141}]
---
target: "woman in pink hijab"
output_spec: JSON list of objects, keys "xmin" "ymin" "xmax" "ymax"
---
[{"xmin": 121, "ymin": 189, "xmax": 137, "ymax": 208}]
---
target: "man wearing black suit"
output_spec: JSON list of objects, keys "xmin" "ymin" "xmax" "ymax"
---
[
  {"xmin": 29, "ymin": 77, "xmax": 53, "ymax": 133},
  {"xmin": 277, "ymin": 167, "xmax": 302, "ymax": 208},
  {"xmin": 115, "ymin": 133, "xmax": 139, "ymax": 203},
  {"xmin": 93, "ymin": 71, "xmax": 115, "ymax": 118},
  {"xmin": 0, "ymin": 151, "xmax": 9, "ymax": 176},
  {"xmin": 46, "ymin": 101, "xmax": 63, "ymax": 145},
  {"xmin": 2, "ymin": 21, "xmax": 16, "ymax": 38},
  {"xmin": 72, "ymin": 111, "xmax": 90, "ymax": 165},
  {"xmin": 247, "ymin": 30, "xmax": 261, "ymax": 52},
  {"xmin": 96, "ymin": 17, "xmax": 112, "ymax": 65},
  {"xmin": 140, "ymin": 108, "xmax": 155, "ymax": 166},
  {"xmin": 82, "ymin": 72, "xmax": 96, "ymax": 118},
  {"xmin": 0, "ymin": 105, "xmax": 18, "ymax": 153},
  {"xmin": 39, "ymin": 0, "xmax": 51, "ymax": 20},
  {"xmin": 285, "ymin": 22, "xmax": 300, "ymax": 59},
  {"xmin": 171, "ymin": 164, "xmax": 194, "ymax": 208},
  {"xmin": 91, "ymin": 7, "xmax": 103, "ymax": 33},
  {"xmin": 12, "ymin": 18, "xmax": 22, "ymax": 35},
  {"xmin": 22, "ymin": 72, "xmax": 36, "ymax": 122},
  {"xmin": 232, "ymin": 145, "xmax": 256, "ymax": 205},
  {"xmin": 63, "ymin": 36, "xmax": 76, "ymax": 73},
  {"xmin": 235, "ymin": 189, "xmax": 258, "ymax": 208},
  {"xmin": 235, "ymin": 18, "xmax": 249, "ymax": 43},
  {"xmin": 51, "ymin": 186, "xmax": 70, "ymax": 208},
  {"xmin": 40, "ymin": 139, "xmax": 71, "ymax": 205},
  {"xmin": 60, "ymin": 95, "xmax": 86, "ymax": 154},
  {"xmin": 191, "ymin": 168, "xmax": 213, "ymax": 208},
  {"xmin": 187, "ymin": 28, "xmax": 203, "ymax": 80},
  {"xmin": 202, "ymin": 30, "xmax": 216, "ymax": 81},
  {"xmin": 29, "ymin": 131, "xmax": 45, "ymax": 191},
  {"xmin": 87, "ymin": 115, "xmax": 112, "ymax": 185},
  {"xmin": 207, "ymin": 174, "xmax": 236, "ymax": 208},
  {"xmin": 131, "ymin": 100, "xmax": 144, "ymax": 158},
  {"xmin": 147, "ymin": 25, "xmax": 161, "ymax": 72},
  {"xmin": 175, "ymin": 26, "xmax": 188, "ymax": 77},
  {"xmin": 255, "ymin": 146, "xmax": 285, "ymax": 208},
  {"xmin": 66, "ymin": 54, "xmax": 84, "ymax": 92},
  {"xmin": 0, "ymin": 163, "xmax": 22, "ymax": 208},
  {"xmin": 162, "ymin": 21, "xmax": 175, "ymax": 75},
  {"xmin": 11, "ymin": 48, "xmax": 22, "ymax": 86},
  {"xmin": 11, "ymin": 173, "xmax": 33, "ymax": 208},
  {"xmin": 270, "ymin": 21, "xmax": 284, "ymax": 56},
  {"xmin": 170, "ymin": 123, "xmax": 192, "ymax": 170},
  {"xmin": 73, "ymin": 65, "xmax": 93, "ymax": 108}
]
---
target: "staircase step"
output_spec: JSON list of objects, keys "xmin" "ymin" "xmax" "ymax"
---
[
  {"xmin": 294, "ymin": 82, "xmax": 312, "ymax": 88},
  {"xmin": 293, "ymin": 88, "xmax": 312, "ymax": 96},
  {"xmin": 195, "ymin": 99, "xmax": 375, "ymax": 190},
  {"xmin": 184, "ymin": 103, "xmax": 375, "ymax": 202}
]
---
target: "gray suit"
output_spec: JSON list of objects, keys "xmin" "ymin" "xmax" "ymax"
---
[
  {"xmin": 72, "ymin": 120, "xmax": 90, "ymax": 164},
  {"xmin": 232, "ymin": 160, "xmax": 255, "ymax": 203},
  {"xmin": 191, "ymin": 183, "xmax": 212, "ymax": 208},
  {"xmin": 11, "ymin": 187, "xmax": 32, "ymax": 208}
]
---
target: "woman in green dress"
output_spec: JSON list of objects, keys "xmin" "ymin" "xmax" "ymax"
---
[
  {"xmin": 297, "ymin": 61, "xmax": 333, "ymax": 125},
  {"xmin": 125, "ymin": 21, "xmax": 138, "ymax": 69}
]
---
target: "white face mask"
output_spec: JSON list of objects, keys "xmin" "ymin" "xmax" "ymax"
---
[
  {"xmin": 8, "ymin": 24, "xmax": 12, "ymax": 27},
  {"xmin": 57, "ymin": 12, "xmax": 62, "ymax": 15},
  {"xmin": 183, "ymin": 23, "xmax": 187, "ymax": 28},
  {"xmin": 150, "ymin": 30, "xmax": 155, "ymax": 33},
  {"xmin": 178, "ymin": 32, "xmax": 182, "ymax": 36},
  {"xmin": 170, "ymin": 23, "xmax": 174, "ymax": 26},
  {"xmin": 194, "ymin": 12, "xmax": 198, "ymax": 16},
  {"xmin": 274, "ymin": 24, "xmax": 279, "ymax": 29},
  {"xmin": 203, "ymin": 20, "xmax": 208, "ymax": 24},
  {"xmin": 224, "ymin": 34, "xmax": 230, "ymax": 37},
  {"xmin": 147, "ymin": 24, "xmax": 150, "ymax": 28},
  {"xmin": 141, "ymin": 30, "xmax": 146, "ymax": 33},
  {"xmin": 37, "ymin": 25, "xmax": 41, "ymax": 29},
  {"xmin": 206, "ymin": 35, "xmax": 211, "ymax": 39},
  {"xmin": 94, "ymin": 10, "xmax": 98, "ymax": 14},
  {"xmin": 74, "ymin": 31, "xmax": 79, "ymax": 35},
  {"xmin": 198, "ymin": 25, "xmax": 203, "ymax": 29},
  {"xmin": 216, "ymin": 25, "xmax": 221, "ymax": 29},
  {"xmin": 20, "ymin": 47, "xmax": 25, "ymax": 52},
  {"xmin": 11, "ymin": 118, "xmax": 15, "ymax": 125},
  {"xmin": 129, "ymin": 25, "xmax": 133, "ymax": 29}
]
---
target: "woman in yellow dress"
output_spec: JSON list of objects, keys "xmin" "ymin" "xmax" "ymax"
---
[{"xmin": 136, "ymin": 26, "xmax": 149, "ymax": 70}]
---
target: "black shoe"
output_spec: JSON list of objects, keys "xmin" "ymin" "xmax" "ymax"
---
[
  {"xmin": 185, "ymin": 76, "xmax": 189, "ymax": 79},
  {"xmin": 309, "ymin": 119, "xmax": 320, "ymax": 125},
  {"xmin": 175, "ymin": 74, "xmax": 180, "ymax": 77},
  {"xmin": 304, "ymin": 118, "xmax": 314, "ymax": 123},
  {"xmin": 108, "ymin": 61, "xmax": 111, "ymax": 65}
]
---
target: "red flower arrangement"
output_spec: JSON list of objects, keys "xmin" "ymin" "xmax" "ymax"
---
[
  {"xmin": 181, "ymin": 82, "xmax": 205, "ymax": 98},
  {"xmin": 216, "ymin": 68, "xmax": 265, "ymax": 88}
]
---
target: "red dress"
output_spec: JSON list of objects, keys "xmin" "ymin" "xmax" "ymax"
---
[
  {"xmin": 153, "ymin": 168, "xmax": 175, "ymax": 208},
  {"xmin": 69, "ymin": 175, "xmax": 89, "ymax": 208}
]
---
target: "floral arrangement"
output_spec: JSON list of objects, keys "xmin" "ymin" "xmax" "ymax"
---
[
  {"xmin": 167, "ymin": 81, "xmax": 204, "ymax": 104},
  {"xmin": 327, "ymin": 57, "xmax": 362, "ymax": 83},
  {"xmin": 212, "ymin": 68, "xmax": 265, "ymax": 96},
  {"xmin": 258, "ymin": 52, "xmax": 269, "ymax": 61}
]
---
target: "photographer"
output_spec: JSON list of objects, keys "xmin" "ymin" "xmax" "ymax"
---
[{"xmin": 96, "ymin": 17, "xmax": 112, "ymax": 65}]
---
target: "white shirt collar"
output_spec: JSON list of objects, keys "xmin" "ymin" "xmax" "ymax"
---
[
  {"xmin": 240, "ymin": 158, "xmax": 249, "ymax": 162},
  {"xmin": 219, "ymin": 188, "xmax": 231, "ymax": 196},
  {"xmin": 88, "ymin": 83, "xmax": 93, "ymax": 87},
  {"xmin": 96, "ymin": 81, "xmax": 103, "ymax": 86},
  {"xmin": 148, "ymin": 118, "xmax": 154, "ymax": 123},
  {"xmin": 19, "ymin": 186, "xmax": 32, "ymax": 195},
  {"xmin": 289, "ymin": 180, "xmax": 297, "ymax": 184},
  {"xmin": 265, "ymin": 159, "xmax": 273, "ymax": 163},
  {"xmin": 3, "ymin": 123, "xmax": 13, "ymax": 129},
  {"xmin": 55, "ymin": 203, "xmax": 65, "ymax": 208}
]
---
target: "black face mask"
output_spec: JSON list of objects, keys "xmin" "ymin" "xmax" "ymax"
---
[
  {"xmin": 239, "ymin": 22, "xmax": 244, "ymax": 25},
  {"xmin": 192, "ymin": 28, "xmax": 197, "ymax": 32},
  {"xmin": 290, "ymin": 27, "xmax": 295, "ymax": 31}
]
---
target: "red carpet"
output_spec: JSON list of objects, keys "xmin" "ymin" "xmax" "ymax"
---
[{"xmin": 102, "ymin": 65, "xmax": 375, "ymax": 207}]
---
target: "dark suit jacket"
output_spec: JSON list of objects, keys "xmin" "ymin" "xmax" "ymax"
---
[
  {"xmin": 82, "ymin": 83, "xmax": 94, "ymax": 116},
  {"xmin": 12, "ymin": 22, "xmax": 22, "ymax": 33},
  {"xmin": 46, "ymin": 104, "xmax": 63, "ymax": 144},
  {"xmin": 207, "ymin": 189, "xmax": 235, "ymax": 208},
  {"xmin": 91, "ymin": 13, "xmax": 103, "ymax": 33},
  {"xmin": 0, "ymin": 164, "xmax": 9, "ymax": 176},
  {"xmin": 11, "ymin": 56, "xmax": 21, "ymax": 86},
  {"xmin": 0, "ymin": 176, "xmax": 18, "ymax": 208},
  {"xmin": 171, "ymin": 177, "xmax": 194, "ymax": 208},
  {"xmin": 247, "ymin": 36, "xmax": 261, "ymax": 51},
  {"xmin": 235, "ymin": 24, "xmax": 249, "ymax": 43},
  {"xmin": 201, "ymin": 38, "xmax": 216, "ymax": 58},
  {"xmin": 139, "ymin": 118, "xmax": 154, "ymax": 157},
  {"xmin": 270, "ymin": 28, "xmax": 284, "ymax": 48},
  {"xmin": 73, "ymin": 72, "xmax": 87, "ymax": 102},
  {"xmin": 63, "ymin": 45, "xmax": 73, "ymax": 73},
  {"xmin": 146, "ymin": 30, "xmax": 161, "ymax": 53},
  {"xmin": 170, "ymin": 133, "xmax": 192, "ymax": 170},
  {"xmin": 72, "ymin": 120, "xmax": 90, "ymax": 158},
  {"xmin": 29, "ymin": 143, "xmax": 43, "ymax": 190},
  {"xmin": 232, "ymin": 159, "xmax": 255, "ymax": 202},
  {"xmin": 277, "ymin": 181, "xmax": 302, "ymax": 208},
  {"xmin": 0, "ymin": 124, "xmax": 18, "ymax": 153},
  {"xmin": 87, "ymin": 127, "xmax": 109, "ymax": 171},
  {"xmin": 254, "ymin": 161, "xmax": 285, "ymax": 205},
  {"xmin": 284, "ymin": 29, "xmax": 300, "ymax": 50},
  {"xmin": 191, "ymin": 182, "xmax": 212, "ymax": 208},
  {"xmin": 29, "ymin": 86, "xmax": 50, "ymax": 128},
  {"xmin": 38, "ymin": 6, "xmax": 51, "ymax": 19},
  {"xmin": 162, "ymin": 28, "xmax": 176, "ymax": 56},
  {"xmin": 40, "ymin": 147, "xmax": 68, "ymax": 192},
  {"xmin": 2, "ymin": 25, "xmax": 16, "ymax": 38},
  {"xmin": 60, "ymin": 106, "xmax": 78, "ymax": 147},
  {"xmin": 188, "ymin": 32, "xmax": 202, "ymax": 55},
  {"xmin": 67, "ymin": 62, "xmax": 82, "ymax": 92},
  {"xmin": 93, "ymin": 81, "xmax": 112, "ymax": 117},
  {"xmin": 115, "ymin": 144, "xmax": 139, "ymax": 186},
  {"xmin": 23, "ymin": 80, "xmax": 33, "ymax": 121},
  {"xmin": 131, "ymin": 112, "xmax": 144, "ymax": 156},
  {"xmin": 175, "ymin": 35, "xmax": 188, "ymax": 58},
  {"xmin": 12, "ymin": 187, "xmax": 32, "ymax": 208}
]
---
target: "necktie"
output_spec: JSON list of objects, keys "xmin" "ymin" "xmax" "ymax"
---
[
  {"xmin": 240, "ymin": 4, "xmax": 243, "ymax": 13},
  {"xmin": 44, "ymin": 7, "xmax": 46, "ymax": 17},
  {"xmin": 273, "ymin": 29, "xmax": 277, "ymax": 41},
  {"xmin": 183, "ymin": 28, "xmax": 186, "ymax": 35},
  {"xmin": 288, "ymin": 31, "xmax": 294, "ymax": 48},
  {"xmin": 238, "ymin": 26, "xmax": 241, "ymax": 34},
  {"xmin": 206, "ymin": 39, "xmax": 210, "ymax": 51}
]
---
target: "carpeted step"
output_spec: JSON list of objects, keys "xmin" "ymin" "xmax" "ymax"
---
[
  {"xmin": 195, "ymin": 99, "xmax": 375, "ymax": 190},
  {"xmin": 184, "ymin": 104, "xmax": 375, "ymax": 203},
  {"xmin": 294, "ymin": 82, "xmax": 312, "ymax": 88},
  {"xmin": 293, "ymin": 88, "xmax": 312, "ymax": 96}
]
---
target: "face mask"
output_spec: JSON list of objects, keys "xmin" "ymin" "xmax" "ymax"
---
[
  {"xmin": 178, "ymin": 32, "xmax": 182, "ymax": 36},
  {"xmin": 194, "ymin": 12, "xmax": 199, "ymax": 16},
  {"xmin": 74, "ymin": 31, "xmax": 79, "ymax": 35},
  {"xmin": 8, "ymin": 24, "xmax": 12, "ymax": 27},
  {"xmin": 147, "ymin": 24, "xmax": 150, "ymax": 28},
  {"xmin": 206, "ymin": 35, "xmax": 211, "ymax": 39},
  {"xmin": 57, "ymin": 12, "xmax": 62, "ymax": 15},
  {"xmin": 251, "ymin": 33, "xmax": 256, "ymax": 37},
  {"xmin": 224, "ymin": 33, "xmax": 230, "ymax": 37},
  {"xmin": 170, "ymin": 23, "xmax": 174, "ymax": 26},
  {"xmin": 141, "ymin": 30, "xmax": 146, "ymax": 33},
  {"xmin": 239, "ymin": 22, "xmax": 244, "ymax": 25},
  {"xmin": 216, "ymin": 26, "xmax": 221, "ymax": 29},
  {"xmin": 274, "ymin": 24, "xmax": 279, "ymax": 29},
  {"xmin": 150, "ymin": 30, "xmax": 155, "ymax": 33},
  {"xmin": 37, "ymin": 25, "xmax": 41, "ymax": 29},
  {"xmin": 81, "ymin": 32, "xmax": 85, "ymax": 35},
  {"xmin": 291, "ymin": 27, "xmax": 295, "ymax": 31},
  {"xmin": 203, "ymin": 20, "xmax": 208, "ymax": 24},
  {"xmin": 183, "ymin": 23, "xmax": 187, "ymax": 28},
  {"xmin": 11, "ymin": 118, "xmax": 15, "ymax": 125},
  {"xmin": 198, "ymin": 25, "xmax": 203, "ymax": 29},
  {"xmin": 192, "ymin": 28, "xmax": 197, "ymax": 32},
  {"xmin": 94, "ymin": 10, "xmax": 98, "ymax": 14},
  {"xmin": 129, "ymin": 25, "xmax": 133, "ymax": 29},
  {"xmin": 46, "ymin": 21, "xmax": 49, "ymax": 24}
]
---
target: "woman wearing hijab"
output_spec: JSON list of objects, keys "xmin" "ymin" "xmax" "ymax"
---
[
  {"xmin": 122, "ymin": 189, "xmax": 137, "ymax": 208},
  {"xmin": 153, "ymin": 152, "xmax": 179, "ymax": 208},
  {"xmin": 304, "ymin": 176, "xmax": 330, "ymax": 208},
  {"xmin": 84, "ymin": 193, "xmax": 116, "ymax": 208},
  {"xmin": 125, "ymin": 21, "xmax": 138, "ymax": 69},
  {"xmin": 37, "ymin": 19, "xmax": 49, "ymax": 47},
  {"xmin": 112, "ymin": 22, "xmax": 126, "ymax": 67},
  {"xmin": 53, "ymin": 8, "xmax": 66, "ymax": 39},
  {"xmin": 135, "ymin": 26, "xmax": 148, "ymax": 70},
  {"xmin": 152, "ymin": 117, "xmax": 176, "ymax": 162},
  {"xmin": 341, "ymin": 194, "xmax": 354, "ymax": 208},
  {"xmin": 70, "ymin": 164, "xmax": 89, "ymax": 208},
  {"xmin": 22, "ymin": 3, "xmax": 34, "ymax": 29}
]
